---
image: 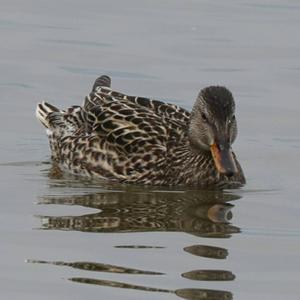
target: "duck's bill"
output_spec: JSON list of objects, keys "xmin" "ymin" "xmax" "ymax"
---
[{"xmin": 210, "ymin": 143, "xmax": 238, "ymax": 176}]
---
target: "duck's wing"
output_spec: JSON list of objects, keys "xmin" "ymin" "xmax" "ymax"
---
[
  {"xmin": 79, "ymin": 80, "xmax": 191, "ymax": 158},
  {"xmin": 84, "ymin": 76, "xmax": 190, "ymax": 126},
  {"xmin": 82, "ymin": 76, "xmax": 191, "ymax": 145},
  {"xmin": 83, "ymin": 96, "xmax": 169, "ymax": 155}
]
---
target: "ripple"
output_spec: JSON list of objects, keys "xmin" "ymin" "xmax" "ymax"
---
[
  {"xmin": 60, "ymin": 66, "xmax": 158, "ymax": 80},
  {"xmin": 243, "ymin": 227, "xmax": 300, "ymax": 238},
  {"xmin": 0, "ymin": 160, "xmax": 45, "ymax": 167},
  {"xmin": 198, "ymin": 68, "xmax": 245, "ymax": 73},
  {"xmin": 114, "ymin": 245, "xmax": 165, "ymax": 249},
  {"xmin": 243, "ymin": 3, "xmax": 300, "ymax": 11},
  {"xmin": 0, "ymin": 82, "xmax": 34, "ymax": 89},
  {"xmin": 41, "ymin": 39, "xmax": 112, "ymax": 48},
  {"xmin": 0, "ymin": 19, "xmax": 76, "ymax": 30}
]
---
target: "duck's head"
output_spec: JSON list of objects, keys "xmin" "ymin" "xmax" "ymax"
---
[{"xmin": 189, "ymin": 86, "xmax": 238, "ymax": 177}]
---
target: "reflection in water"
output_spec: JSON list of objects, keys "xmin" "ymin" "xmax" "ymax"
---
[
  {"xmin": 27, "ymin": 259, "xmax": 164, "ymax": 275},
  {"xmin": 182, "ymin": 270, "xmax": 235, "ymax": 281},
  {"xmin": 69, "ymin": 277, "xmax": 233, "ymax": 300},
  {"xmin": 184, "ymin": 245, "xmax": 228, "ymax": 259},
  {"xmin": 175, "ymin": 288, "xmax": 232, "ymax": 300},
  {"xmin": 114, "ymin": 245, "xmax": 165, "ymax": 249},
  {"xmin": 28, "ymin": 257, "xmax": 233, "ymax": 299},
  {"xmin": 34, "ymin": 189, "xmax": 240, "ymax": 300},
  {"xmin": 70, "ymin": 277, "xmax": 171, "ymax": 293},
  {"xmin": 38, "ymin": 190, "xmax": 240, "ymax": 238}
]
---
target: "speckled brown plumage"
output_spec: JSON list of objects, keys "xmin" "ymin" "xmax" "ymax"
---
[{"xmin": 36, "ymin": 75, "xmax": 245, "ymax": 188}]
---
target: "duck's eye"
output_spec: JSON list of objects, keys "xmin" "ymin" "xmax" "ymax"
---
[
  {"xmin": 201, "ymin": 113, "xmax": 208, "ymax": 122},
  {"xmin": 228, "ymin": 115, "xmax": 235, "ymax": 125}
]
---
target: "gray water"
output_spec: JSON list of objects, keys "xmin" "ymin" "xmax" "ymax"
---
[{"xmin": 1, "ymin": 1, "xmax": 300, "ymax": 299}]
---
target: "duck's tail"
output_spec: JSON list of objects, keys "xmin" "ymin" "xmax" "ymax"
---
[
  {"xmin": 36, "ymin": 102, "xmax": 84, "ymax": 135},
  {"xmin": 36, "ymin": 102, "xmax": 63, "ymax": 130}
]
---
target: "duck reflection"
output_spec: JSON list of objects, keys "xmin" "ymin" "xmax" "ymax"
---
[
  {"xmin": 27, "ymin": 259, "xmax": 164, "ymax": 275},
  {"xmin": 28, "ymin": 259, "xmax": 233, "ymax": 300},
  {"xmin": 34, "ymin": 189, "xmax": 240, "ymax": 300},
  {"xmin": 182, "ymin": 269, "xmax": 235, "ymax": 281},
  {"xmin": 38, "ymin": 190, "xmax": 239, "ymax": 237},
  {"xmin": 184, "ymin": 244, "xmax": 228, "ymax": 259},
  {"xmin": 70, "ymin": 278, "xmax": 233, "ymax": 300}
]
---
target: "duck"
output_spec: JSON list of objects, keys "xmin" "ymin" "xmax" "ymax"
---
[{"xmin": 36, "ymin": 75, "xmax": 245, "ymax": 188}]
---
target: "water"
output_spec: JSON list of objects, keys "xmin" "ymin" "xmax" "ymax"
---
[{"xmin": 1, "ymin": 1, "xmax": 300, "ymax": 299}]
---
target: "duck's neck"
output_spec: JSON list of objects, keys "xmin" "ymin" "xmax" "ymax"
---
[{"xmin": 162, "ymin": 143, "xmax": 219, "ymax": 186}]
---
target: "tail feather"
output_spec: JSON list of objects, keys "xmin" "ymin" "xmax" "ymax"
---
[
  {"xmin": 36, "ymin": 102, "xmax": 62, "ymax": 129},
  {"xmin": 36, "ymin": 102, "xmax": 84, "ymax": 134}
]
